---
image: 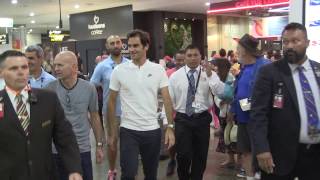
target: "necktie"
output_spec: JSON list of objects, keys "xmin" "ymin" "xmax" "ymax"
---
[
  {"xmin": 297, "ymin": 66, "xmax": 320, "ymax": 137},
  {"xmin": 186, "ymin": 69, "xmax": 196, "ymax": 116},
  {"xmin": 16, "ymin": 94, "xmax": 30, "ymax": 135}
]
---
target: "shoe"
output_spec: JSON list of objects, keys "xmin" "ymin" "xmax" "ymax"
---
[
  {"xmin": 166, "ymin": 159, "xmax": 176, "ymax": 176},
  {"xmin": 236, "ymin": 168, "xmax": 246, "ymax": 178},
  {"xmin": 107, "ymin": 170, "xmax": 117, "ymax": 180}
]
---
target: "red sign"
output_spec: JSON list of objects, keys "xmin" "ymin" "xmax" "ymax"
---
[{"xmin": 208, "ymin": 0, "xmax": 289, "ymax": 14}]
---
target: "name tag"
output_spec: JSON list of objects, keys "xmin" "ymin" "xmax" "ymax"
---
[
  {"xmin": 239, "ymin": 98, "xmax": 251, "ymax": 111},
  {"xmin": 273, "ymin": 94, "xmax": 284, "ymax": 109},
  {"xmin": 192, "ymin": 102, "xmax": 201, "ymax": 113}
]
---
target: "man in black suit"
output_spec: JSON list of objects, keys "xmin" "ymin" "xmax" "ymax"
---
[
  {"xmin": 0, "ymin": 50, "xmax": 83, "ymax": 180},
  {"xmin": 249, "ymin": 22, "xmax": 320, "ymax": 180}
]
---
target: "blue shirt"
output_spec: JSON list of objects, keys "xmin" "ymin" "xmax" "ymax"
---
[
  {"xmin": 29, "ymin": 68, "xmax": 56, "ymax": 88},
  {"xmin": 90, "ymin": 56, "xmax": 130, "ymax": 116},
  {"xmin": 231, "ymin": 57, "xmax": 269, "ymax": 123}
]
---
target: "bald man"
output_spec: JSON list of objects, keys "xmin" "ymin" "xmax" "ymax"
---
[
  {"xmin": 90, "ymin": 35, "xmax": 129, "ymax": 179},
  {"xmin": 46, "ymin": 51, "xmax": 104, "ymax": 180}
]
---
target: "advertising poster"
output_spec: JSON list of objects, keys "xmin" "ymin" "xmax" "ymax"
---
[{"xmin": 305, "ymin": 0, "xmax": 320, "ymax": 62}]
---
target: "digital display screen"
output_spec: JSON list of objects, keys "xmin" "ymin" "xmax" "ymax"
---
[{"xmin": 305, "ymin": 0, "xmax": 320, "ymax": 62}]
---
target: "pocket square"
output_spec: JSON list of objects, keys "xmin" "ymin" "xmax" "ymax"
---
[{"xmin": 41, "ymin": 120, "xmax": 52, "ymax": 127}]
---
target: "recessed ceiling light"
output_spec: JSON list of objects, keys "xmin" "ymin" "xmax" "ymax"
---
[
  {"xmin": 11, "ymin": 0, "xmax": 18, "ymax": 4},
  {"xmin": 29, "ymin": 12, "xmax": 35, "ymax": 17},
  {"xmin": 31, "ymin": 20, "xmax": 35, "ymax": 24},
  {"xmin": 67, "ymin": 15, "xmax": 70, "ymax": 18},
  {"xmin": 74, "ymin": 4, "xmax": 80, "ymax": 9},
  {"xmin": 29, "ymin": 29, "xmax": 32, "ymax": 32},
  {"xmin": 56, "ymin": 26, "xmax": 59, "ymax": 29},
  {"xmin": 205, "ymin": 2, "xmax": 210, "ymax": 6}
]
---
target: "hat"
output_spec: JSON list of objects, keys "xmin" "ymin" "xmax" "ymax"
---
[
  {"xmin": 224, "ymin": 122, "xmax": 238, "ymax": 145},
  {"xmin": 238, "ymin": 34, "xmax": 262, "ymax": 57}
]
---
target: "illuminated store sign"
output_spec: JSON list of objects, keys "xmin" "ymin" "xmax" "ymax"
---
[
  {"xmin": 48, "ymin": 30, "xmax": 69, "ymax": 42},
  {"xmin": 88, "ymin": 15, "xmax": 106, "ymax": 36},
  {"xmin": 207, "ymin": 0, "xmax": 289, "ymax": 14},
  {"xmin": 305, "ymin": 0, "xmax": 320, "ymax": 62}
]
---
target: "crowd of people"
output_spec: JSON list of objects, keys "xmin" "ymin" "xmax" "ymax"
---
[{"xmin": 0, "ymin": 22, "xmax": 319, "ymax": 180}]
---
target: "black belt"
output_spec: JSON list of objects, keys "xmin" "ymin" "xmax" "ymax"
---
[
  {"xmin": 176, "ymin": 111, "xmax": 209, "ymax": 119},
  {"xmin": 299, "ymin": 143, "xmax": 320, "ymax": 150}
]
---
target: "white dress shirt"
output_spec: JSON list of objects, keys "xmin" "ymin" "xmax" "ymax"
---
[
  {"xmin": 288, "ymin": 59, "xmax": 320, "ymax": 144},
  {"xmin": 169, "ymin": 65, "xmax": 225, "ymax": 114},
  {"xmin": 6, "ymin": 86, "xmax": 30, "ymax": 116}
]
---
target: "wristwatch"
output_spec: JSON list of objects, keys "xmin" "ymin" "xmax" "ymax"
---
[
  {"xmin": 96, "ymin": 142, "xmax": 103, "ymax": 147},
  {"xmin": 167, "ymin": 123, "xmax": 174, "ymax": 129}
]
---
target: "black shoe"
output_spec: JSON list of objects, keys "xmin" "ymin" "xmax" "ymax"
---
[{"xmin": 166, "ymin": 159, "xmax": 176, "ymax": 176}]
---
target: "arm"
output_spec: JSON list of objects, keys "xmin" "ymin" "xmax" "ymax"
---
[
  {"xmin": 106, "ymin": 89, "xmax": 119, "ymax": 151},
  {"xmin": 249, "ymin": 65, "xmax": 274, "ymax": 173},
  {"xmin": 88, "ymin": 111, "xmax": 104, "ymax": 164},
  {"xmin": 160, "ymin": 86, "xmax": 175, "ymax": 149},
  {"xmin": 90, "ymin": 64, "xmax": 102, "ymax": 87}
]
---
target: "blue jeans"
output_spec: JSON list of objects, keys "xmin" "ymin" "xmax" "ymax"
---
[{"xmin": 53, "ymin": 151, "xmax": 93, "ymax": 180}]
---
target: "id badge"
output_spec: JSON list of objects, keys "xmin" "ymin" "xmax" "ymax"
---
[
  {"xmin": 0, "ymin": 103, "xmax": 4, "ymax": 118},
  {"xmin": 239, "ymin": 98, "xmax": 251, "ymax": 111},
  {"xmin": 273, "ymin": 94, "xmax": 284, "ymax": 109},
  {"xmin": 192, "ymin": 102, "xmax": 201, "ymax": 113}
]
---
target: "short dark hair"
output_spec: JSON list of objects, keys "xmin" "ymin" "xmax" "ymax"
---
[
  {"xmin": 282, "ymin": 22, "xmax": 308, "ymax": 39},
  {"xmin": 0, "ymin": 50, "xmax": 25, "ymax": 67},
  {"xmin": 127, "ymin": 29, "xmax": 150, "ymax": 47},
  {"xmin": 174, "ymin": 50, "xmax": 185, "ymax": 59},
  {"xmin": 185, "ymin": 45, "xmax": 200, "ymax": 53},
  {"xmin": 219, "ymin": 48, "xmax": 226, "ymax": 57}
]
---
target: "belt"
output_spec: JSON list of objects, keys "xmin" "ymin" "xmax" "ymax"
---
[
  {"xmin": 299, "ymin": 143, "xmax": 320, "ymax": 150},
  {"xmin": 176, "ymin": 111, "xmax": 209, "ymax": 118}
]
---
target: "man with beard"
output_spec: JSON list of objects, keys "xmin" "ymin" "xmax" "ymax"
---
[
  {"xmin": 249, "ymin": 22, "xmax": 320, "ymax": 180},
  {"xmin": 90, "ymin": 35, "xmax": 129, "ymax": 180}
]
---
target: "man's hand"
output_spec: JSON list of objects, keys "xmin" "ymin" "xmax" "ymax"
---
[
  {"xmin": 201, "ymin": 57, "xmax": 212, "ymax": 77},
  {"xmin": 257, "ymin": 152, "xmax": 275, "ymax": 174},
  {"xmin": 107, "ymin": 135, "xmax": 117, "ymax": 152},
  {"xmin": 95, "ymin": 146, "xmax": 104, "ymax": 164},
  {"xmin": 165, "ymin": 128, "xmax": 175, "ymax": 149},
  {"xmin": 69, "ymin": 173, "xmax": 82, "ymax": 180}
]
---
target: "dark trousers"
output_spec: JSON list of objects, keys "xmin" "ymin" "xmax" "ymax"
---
[
  {"xmin": 53, "ymin": 151, "xmax": 93, "ymax": 180},
  {"xmin": 261, "ymin": 143, "xmax": 320, "ymax": 180},
  {"xmin": 120, "ymin": 127, "xmax": 161, "ymax": 180},
  {"xmin": 175, "ymin": 111, "xmax": 211, "ymax": 180}
]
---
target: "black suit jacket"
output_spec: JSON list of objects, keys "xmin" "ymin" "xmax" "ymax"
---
[
  {"xmin": 0, "ymin": 88, "xmax": 82, "ymax": 180},
  {"xmin": 249, "ymin": 59, "xmax": 320, "ymax": 175}
]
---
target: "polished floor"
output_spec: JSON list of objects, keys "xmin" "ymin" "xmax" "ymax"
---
[{"xmin": 90, "ymin": 128, "xmax": 240, "ymax": 180}]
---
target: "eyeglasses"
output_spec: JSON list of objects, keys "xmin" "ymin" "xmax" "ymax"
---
[{"xmin": 65, "ymin": 92, "xmax": 71, "ymax": 110}]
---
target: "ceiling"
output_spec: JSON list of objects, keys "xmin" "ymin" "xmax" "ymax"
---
[{"xmin": 0, "ymin": 0, "xmax": 230, "ymax": 33}]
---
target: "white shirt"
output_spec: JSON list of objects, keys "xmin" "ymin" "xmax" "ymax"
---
[
  {"xmin": 0, "ymin": 79, "xmax": 5, "ymax": 90},
  {"xmin": 6, "ymin": 86, "xmax": 30, "ymax": 116},
  {"xmin": 109, "ymin": 60, "xmax": 169, "ymax": 131},
  {"xmin": 169, "ymin": 65, "xmax": 225, "ymax": 114},
  {"xmin": 288, "ymin": 59, "xmax": 320, "ymax": 144}
]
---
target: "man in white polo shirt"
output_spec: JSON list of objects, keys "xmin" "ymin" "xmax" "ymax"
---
[{"xmin": 107, "ymin": 29, "xmax": 175, "ymax": 180}]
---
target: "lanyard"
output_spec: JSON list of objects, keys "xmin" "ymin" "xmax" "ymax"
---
[{"xmin": 185, "ymin": 67, "xmax": 201, "ymax": 96}]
